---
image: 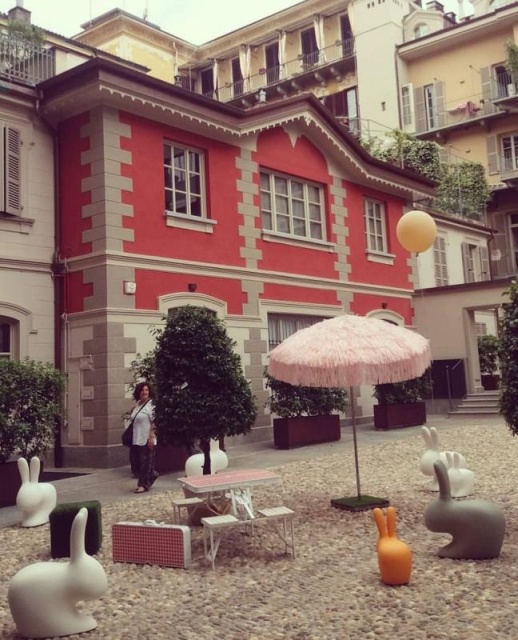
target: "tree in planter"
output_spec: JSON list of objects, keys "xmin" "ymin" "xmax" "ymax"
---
[
  {"xmin": 0, "ymin": 359, "xmax": 66, "ymax": 463},
  {"xmin": 264, "ymin": 371, "xmax": 348, "ymax": 417},
  {"xmin": 478, "ymin": 334, "xmax": 500, "ymax": 377},
  {"xmin": 505, "ymin": 40, "xmax": 518, "ymax": 90},
  {"xmin": 499, "ymin": 279, "xmax": 518, "ymax": 435},
  {"xmin": 154, "ymin": 306, "xmax": 257, "ymax": 474}
]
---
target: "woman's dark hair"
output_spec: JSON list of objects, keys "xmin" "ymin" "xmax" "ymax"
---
[{"xmin": 133, "ymin": 381, "xmax": 153, "ymax": 401}]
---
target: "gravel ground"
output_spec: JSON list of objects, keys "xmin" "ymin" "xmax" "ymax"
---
[{"xmin": 1, "ymin": 423, "xmax": 518, "ymax": 640}]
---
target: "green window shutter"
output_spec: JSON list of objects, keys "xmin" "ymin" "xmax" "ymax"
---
[
  {"xmin": 462, "ymin": 242, "xmax": 474, "ymax": 283},
  {"xmin": 4, "ymin": 126, "xmax": 22, "ymax": 215},
  {"xmin": 435, "ymin": 81, "xmax": 446, "ymax": 128},
  {"xmin": 480, "ymin": 67, "xmax": 496, "ymax": 115}
]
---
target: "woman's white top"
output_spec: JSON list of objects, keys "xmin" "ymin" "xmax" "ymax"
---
[{"xmin": 131, "ymin": 400, "xmax": 155, "ymax": 446}]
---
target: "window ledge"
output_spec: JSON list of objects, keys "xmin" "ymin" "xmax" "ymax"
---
[
  {"xmin": 165, "ymin": 211, "xmax": 216, "ymax": 233},
  {"xmin": 262, "ymin": 230, "xmax": 335, "ymax": 252},
  {"xmin": 0, "ymin": 214, "xmax": 34, "ymax": 235},
  {"xmin": 366, "ymin": 250, "xmax": 396, "ymax": 265}
]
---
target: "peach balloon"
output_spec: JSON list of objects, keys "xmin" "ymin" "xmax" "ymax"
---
[{"xmin": 396, "ymin": 210, "xmax": 437, "ymax": 253}]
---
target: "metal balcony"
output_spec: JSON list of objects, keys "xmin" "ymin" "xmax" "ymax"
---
[
  {"xmin": 0, "ymin": 32, "xmax": 55, "ymax": 86},
  {"xmin": 215, "ymin": 38, "xmax": 355, "ymax": 104},
  {"xmin": 499, "ymin": 154, "xmax": 518, "ymax": 185}
]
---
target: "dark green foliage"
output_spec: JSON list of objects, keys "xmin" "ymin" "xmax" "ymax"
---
[
  {"xmin": 478, "ymin": 334, "xmax": 500, "ymax": 376},
  {"xmin": 50, "ymin": 500, "xmax": 102, "ymax": 558},
  {"xmin": 499, "ymin": 280, "xmax": 518, "ymax": 435},
  {"xmin": 0, "ymin": 359, "xmax": 66, "ymax": 463},
  {"xmin": 435, "ymin": 162, "xmax": 490, "ymax": 218},
  {"xmin": 264, "ymin": 370, "xmax": 348, "ymax": 417},
  {"xmin": 373, "ymin": 370, "xmax": 432, "ymax": 405},
  {"xmin": 154, "ymin": 306, "xmax": 257, "ymax": 451}
]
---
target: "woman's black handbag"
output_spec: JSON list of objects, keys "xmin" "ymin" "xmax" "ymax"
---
[{"xmin": 121, "ymin": 421, "xmax": 134, "ymax": 447}]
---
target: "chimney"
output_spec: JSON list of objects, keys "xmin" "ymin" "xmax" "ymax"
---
[
  {"xmin": 425, "ymin": 1, "xmax": 444, "ymax": 12},
  {"xmin": 8, "ymin": 3, "xmax": 31, "ymax": 25}
]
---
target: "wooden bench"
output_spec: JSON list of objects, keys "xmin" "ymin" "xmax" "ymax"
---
[
  {"xmin": 256, "ymin": 506, "xmax": 296, "ymax": 558},
  {"xmin": 201, "ymin": 514, "xmax": 246, "ymax": 570},
  {"xmin": 171, "ymin": 497, "xmax": 204, "ymax": 525}
]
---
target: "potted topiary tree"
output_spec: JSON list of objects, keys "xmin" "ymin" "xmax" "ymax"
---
[
  {"xmin": 505, "ymin": 40, "xmax": 518, "ymax": 96},
  {"xmin": 373, "ymin": 370, "xmax": 431, "ymax": 430},
  {"xmin": 0, "ymin": 359, "xmax": 66, "ymax": 507},
  {"xmin": 477, "ymin": 334, "xmax": 500, "ymax": 391},
  {"xmin": 500, "ymin": 279, "xmax": 518, "ymax": 434},
  {"xmin": 154, "ymin": 306, "xmax": 257, "ymax": 475},
  {"xmin": 264, "ymin": 371, "xmax": 348, "ymax": 449}
]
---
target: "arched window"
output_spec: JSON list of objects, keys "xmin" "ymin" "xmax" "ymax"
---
[{"xmin": 414, "ymin": 23, "xmax": 429, "ymax": 39}]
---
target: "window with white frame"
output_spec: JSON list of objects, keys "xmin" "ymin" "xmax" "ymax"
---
[
  {"xmin": 0, "ymin": 320, "xmax": 12, "ymax": 359},
  {"xmin": 501, "ymin": 134, "xmax": 518, "ymax": 172},
  {"xmin": 1, "ymin": 124, "xmax": 22, "ymax": 216},
  {"xmin": 400, "ymin": 84, "xmax": 415, "ymax": 131},
  {"xmin": 433, "ymin": 235, "xmax": 449, "ymax": 286},
  {"xmin": 268, "ymin": 313, "xmax": 327, "ymax": 350},
  {"xmin": 164, "ymin": 143, "xmax": 205, "ymax": 218},
  {"xmin": 260, "ymin": 171, "xmax": 324, "ymax": 241},
  {"xmin": 462, "ymin": 242, "xmax": 489, "ymax": 283},
  {"xmin": 364, "ymin": 198, "xmax": 388, "ymax": 253}
]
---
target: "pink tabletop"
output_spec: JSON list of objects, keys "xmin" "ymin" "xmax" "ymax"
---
[{"xmin": 177, "ymin": 468, "xmax": 281, "ymax": 492}]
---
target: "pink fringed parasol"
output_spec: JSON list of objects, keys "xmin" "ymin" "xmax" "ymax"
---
[{"xmin": 268, "ymin": 314, "xmax": 432, "ymax": 505}]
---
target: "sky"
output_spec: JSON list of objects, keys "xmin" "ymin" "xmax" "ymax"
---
[{"xmin": 0, "ymin": 0, "xmax": 470, "ymax": 44}]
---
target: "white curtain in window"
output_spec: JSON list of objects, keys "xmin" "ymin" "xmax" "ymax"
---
[
  {"xmin": 239, "ymin": 44, "xmax": 251, "ymax": 92},
  {"xmin": 313, "ymin": 15, "xmax": 326, "ymax": 62},
  {"xmin": 268, "ymin": 314, "xmax": 326, "ymax": 349},
  {"xmin": 278, "ymin": 30, "xmax": 287, "ymax": 78},
  {"xmin": 212, "ymin": 58, "xmax": 219, "ymax": 98}
]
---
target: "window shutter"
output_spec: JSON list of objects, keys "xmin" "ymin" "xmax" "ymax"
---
[
  {"xmin": 486, "ymin": 135, "xmax": 499, "ymax": 176},
  {"xmin": 433, "ymin": 236, "xmax": 448, "ymax": 286},
  {"xmin": 489, "ymin": 213, "xmax": 510, "ymax": 277},
  {"xmin": 480, "ymin": 67, "xmax": 496, "ymax": 115},
  {"xmin": 480, "ymin": 245, "xmax": 490, "ymax": 281},
  {"xmin": 414, "ymin": 86, "xmax": 426, "ymax": 133},
  {"xmin": 461, "ymin": 242, "xmax": 474, "ymax": 283},
  {"xmin": 434, "ymin": 81, "xmax": 446, "ymax": 128},
  {"xmin": 4, "ymin": 126, "xmax": 21, "ymax": 215}
]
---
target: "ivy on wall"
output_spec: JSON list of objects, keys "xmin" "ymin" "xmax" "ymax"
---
[{"xmin": 362, "ymin": 129, "xmax": 490, "ymax": 218}]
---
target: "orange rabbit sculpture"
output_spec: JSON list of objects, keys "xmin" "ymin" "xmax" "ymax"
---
[{"xmin": 373, "ymin": 506, "xmax": 412, "ymax": 586}]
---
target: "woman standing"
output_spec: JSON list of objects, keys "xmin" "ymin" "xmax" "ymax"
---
[{"xmin": 130, "ymin": 381, "xmax": 158, "ymax": 493}]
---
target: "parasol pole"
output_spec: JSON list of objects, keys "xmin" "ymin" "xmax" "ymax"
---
[{"xmin": 349, "ymin": 386, "xmax": 361, "ymax": 498}]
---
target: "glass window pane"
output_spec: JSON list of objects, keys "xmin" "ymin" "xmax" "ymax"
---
[
  {"xmin": 0, "ymin": 323, "xmax": 9, "ymax": 353},
  {"xmin": 175, "ymin": 193, "xmax": 187, "ymax": 214},
  {"xmin": 261, "ymin": 192, "xmax": 271, "ymax": 210},
  {"xmin": 310, "ymin": 222, "xmax": 322, "ymax": 239},
  {"xmin": 190, "ymin": 174, "xmax": 201, "ymax": 196},
  {"xmin": 276, "ymin": 195, "xmax": 289, "ymax": 214},
  {"xmin": 291, "ymin": 181, "xmax": 304, "ymax": 199},
  {"xmin": 308, "ymin": 185, "xmax": 320, "ymax": 202},
  {"xmin": 174, "ymin": 169, "xmax": 186, "ymax": 190},
  {"xmin": 163, "ymin": 144, "xmax": 172, "ymax": 165},
  {"xmin": 164, "ymin": 192, "xmax": 173, "ymax": 211},
  {"xmin": 173, "ymin": 149, "xmax": 186, "ymax": 171},
  {"xmin": 190, "ymin": 196, "xmax": 202, "ymax": 216},
  {"xmin": 293, "ymin": 219, "xmax": 306, "ymax": 236},
  {"xmin": 292, "ymin": 200, "xmax": 305, "ymax": 218},
  {"xmin": 188, "ymin": 151, "xmax": 200, "ymax": 173},
  {"xmin": 277, "ymin": 214, "xmax": 290, "ymax": 233},
  {"xmin": 164, "ymin": 168, "xmax": 172, "ymax": 189},
  {"xmin": 262, "ymin": 211, "xmax": 272, "ymax": 230},
  {"xmin": 275, "ymin": 176, "xmax": 288, "ymax": 195},
  {"xmin": 309, "ymin": 204, "xmax": 321, "ymax": 221},
  {"xmin": 260, "ymin": 172, "xmax": 270, "ymax": 189}
]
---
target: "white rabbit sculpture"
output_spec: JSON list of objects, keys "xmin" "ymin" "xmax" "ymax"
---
[
  {"xmin": 185, "ymin": 438, "xmax": 228, "ymax": 477},
  {"xmin": 444, "ymin": 451, "xmax": 475, "ymax": 498},
  {"xmin": 8, "ymin": 507, "xmax": 108, "ymax": 639},
  {"xmin": 425, "ymin": 460, "xmax": 505, "ymax": 560},
  {"xmin": 420, "ymin": 426, "xmax": 467, "ymax": 491},
  {"xmin": 16, "ymin": 457, "xmax": 57, "ymax": 527}
]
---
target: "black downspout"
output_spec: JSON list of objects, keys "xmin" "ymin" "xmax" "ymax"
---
[{"xmin": 36, "ymin": 93, "xmax": 64, "ymax": 468}]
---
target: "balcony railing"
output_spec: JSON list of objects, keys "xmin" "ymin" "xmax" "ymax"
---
[
  {"xmin": 499, "ymin": 154, "xmax": 518, "ymax": 183},
  {"xmin": 490, "ymin": 70, "xmax": 518, "ymax": 101},
  {"xmin": 215, "ymin": 38, "xmax": 354, "ymax": 103},
  {"xmin": 0, "ymin": 32, "xmax": 55, "ymax": 86}
]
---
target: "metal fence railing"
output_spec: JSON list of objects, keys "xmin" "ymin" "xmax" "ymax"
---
[{"xmin": 0, "ymin": 32, "xmax": 55, "ymax": 86}]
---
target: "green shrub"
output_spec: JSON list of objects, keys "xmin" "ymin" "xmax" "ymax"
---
[
  {"xmin": 264, "ymin": 370, "xmax": 348, "ymax": 417},
  {"xmin": 0, "ymin": 359, "xmax": 66, "ymax": 463},
  {"xmin": 477, "ymin": 334, "xmax": 500, "ymax": 376},
  {"xmin": 499, "ymin": 280, "xmax": 518, "ymax": 435},
  {"xmin": 373, "ymin": 370, "xmax": 432, "ymax": 405}
]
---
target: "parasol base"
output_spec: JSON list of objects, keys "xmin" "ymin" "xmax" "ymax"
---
[{"xmin": 331, "ymin": 495, "xmax": 390, "ymax": 512}]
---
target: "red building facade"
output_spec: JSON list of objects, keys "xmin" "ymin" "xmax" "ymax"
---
[{"xmin": 40, "ymin": 59, "xmax": 435, "ymax": 467}]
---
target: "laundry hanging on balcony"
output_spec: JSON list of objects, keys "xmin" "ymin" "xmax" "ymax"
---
[{"xmin": 446, "ymin": 101, "xmax": 479, "ymax": 116}]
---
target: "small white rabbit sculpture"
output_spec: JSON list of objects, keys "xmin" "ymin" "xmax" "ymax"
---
[
  {"xmin": 444, "ymin": 451, "xmax": 475, "ymax": 498},
  {"xmin": 185, "ymin": 438, "xmax": 229, "ymax": 476},
  {"xmin": 8, "ymin": 507, "xmax": 108, "ymax": 639},
  {"xmin": 420, "ymin": 426, "xmax": 467, "ymax": 491},
  {"xmin": 16, "ymin": 457, "xmax": 57, "ymax": 527}
]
